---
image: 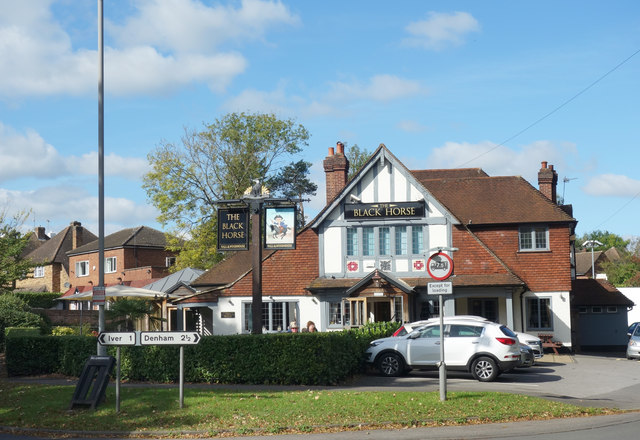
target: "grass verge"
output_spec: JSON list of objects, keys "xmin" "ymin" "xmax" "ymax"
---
[{"xmin": 0, "ymin": 380, "xmax": 616, "ymax": 438}]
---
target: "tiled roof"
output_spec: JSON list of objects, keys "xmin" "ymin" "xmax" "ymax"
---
[
  {"xmin": 190, "ymin": 250, "xmax": 274, "ymax": 288},
  {"xmin": 26, "ymin": 224, "xmax": 97, "ymax": 265},
  {"xmin": 412, "ymin": 168, "xmax": 488, "ymax": 181},
  {"xmin": 417, "ymin": 175, "xmax": 575, "ymax": 225},
  {"xmin": 572, "ymin": 278, "xmax": 634, "ymax": 306},
  {"xmin": 69, "ymin": 226, "xmax": 169, "ymax": 255},
  {"xmin": 144, "ymin": 268, "xmax": 205, "ymax": 293}
]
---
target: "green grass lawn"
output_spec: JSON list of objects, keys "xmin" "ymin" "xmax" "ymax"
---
[{"xmin": 0, "ymin": 380, "xmax": 616, "ymax": 438}]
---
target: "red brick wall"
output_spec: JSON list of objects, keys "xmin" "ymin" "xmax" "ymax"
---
[
  {"xmin": 227, "ymin": 228, "xmax": 319, "ymax": 296},
  {"xmin": 464, "ymin": 224, "xmax": 572, "ymax": 292}
]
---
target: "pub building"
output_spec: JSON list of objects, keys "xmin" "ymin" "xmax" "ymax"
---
[{"xmin": 175, "ymin": 142, "xmax": 577, "ymax": 348}]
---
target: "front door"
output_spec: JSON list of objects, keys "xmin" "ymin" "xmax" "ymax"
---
[{"xmin": 371, "ymin": 300, "xmax": 391, "ymax": 322}]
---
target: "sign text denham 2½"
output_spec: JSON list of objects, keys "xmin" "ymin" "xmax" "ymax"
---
[{"xmin": 345, "ymin": 202, "xmax": 425, "ymax": 220}]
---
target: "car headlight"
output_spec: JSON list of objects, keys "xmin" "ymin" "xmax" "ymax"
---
[{"xmin": 369, "ymin": 340, "xmax": 383, "ymax": 347}]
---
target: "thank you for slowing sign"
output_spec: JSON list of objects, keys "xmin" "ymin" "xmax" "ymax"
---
[{"xmin": 217, "ymin": 208, "xmax": 249, "ymax": 250}]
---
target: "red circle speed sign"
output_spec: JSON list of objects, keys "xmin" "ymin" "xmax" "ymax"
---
[{"xmin": 427, "ymin": 252, "xmax": 454, "ymax": 281}]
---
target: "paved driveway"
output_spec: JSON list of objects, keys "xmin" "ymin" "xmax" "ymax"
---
[{"xmin": 346, "ymin": 353, "xmax": 640, "ymax": 410}]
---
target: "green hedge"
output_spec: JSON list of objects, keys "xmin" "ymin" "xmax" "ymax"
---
[
  {"xmin": 5, "ymin": 322, "xmax": 399, "ymax": 384},
  {"xmin": 13, "ymin": 292, "xmax": 61, "ymax": 309}
]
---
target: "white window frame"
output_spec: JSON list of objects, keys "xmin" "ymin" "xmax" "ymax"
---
[
  {"xmin": 105, "ymin": 256, "xmax": 117, "ymax": 273},
  {"xmin": 526, "ymin": 296, "xmax": 553, "ymax": 331},
  {"xmin": 606, "ymin": 306, "xmax": 618, "ymax": 313},
  {"xmin": 76, "ymin": 260, "xmax": 90, "ymax": 277},
  {"xmin": 519, "ymin": 225, "xmax": 549, "ymax": 252},
  {"xmin": 166, "ymin": 256, "xmax": 176, "ymax": 267},
  {"xmin": 33, "ymin": 266, "xmax": 45, "ymax": 278}
]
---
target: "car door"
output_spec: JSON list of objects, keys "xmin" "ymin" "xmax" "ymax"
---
[
  {"xmin": 405, "ymin": 325, "xmax": 441, "ymax": 366},
  {"xmin": 444, "ymin": 324, "xmax": 484, "ymax": 366}
]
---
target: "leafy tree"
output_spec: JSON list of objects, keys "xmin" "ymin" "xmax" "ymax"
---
[
  {"xmin": 266, "ymin": 160, "xmax": 317, "ymax": 226},
  {"xmin": 0, "ymin": 293, "xmax": 44, "ymax": 350},
  {"xmin": 347, "ymin": 144, "xmax": 373, "ymax": 180},
  {"xmin": 143, "ymin": 112, "xmax": 310, "ymax": 270},
  {"xmin": 574, "ymin": 230, "xmax": 629, "ymax": 251},
  {"xmin": 601, "ymin": 237, "xmax": 640, "ymax": 286},
  {"xmin": 0, "ymin": 209, "xmax": 33, "ymax": 292},
  {"xmin": 106, "ymin": 298, "xmax": 163, "ymax": 331}
]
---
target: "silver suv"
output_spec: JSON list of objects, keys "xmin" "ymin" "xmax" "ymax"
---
[{"xmin": 365, "ymin": 317, "xmax": 521, "ymax": 381}]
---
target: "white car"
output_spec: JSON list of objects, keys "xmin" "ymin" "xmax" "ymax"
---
[
  {"xmin": 393, "ymin": 317, "xmax": 543, "ymax": 361},
  {"xmin": 367, "ymin": 317, "xmax": 522, "ymax": 382}
]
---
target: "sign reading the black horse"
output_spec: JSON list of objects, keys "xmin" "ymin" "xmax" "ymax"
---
[
  {"xmin": 264, "ymin": 206, "xmax": 296, "ymax": 250},
  {"xmin": 345, "ymin": 201, "xmax": 425, "ymax": 221},
  {"xmin": 217, "ymin": 208, "xmax": 249, "ymax": 251}
]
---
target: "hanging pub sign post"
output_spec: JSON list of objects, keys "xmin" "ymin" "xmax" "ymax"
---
[{"xmin": 427, "ymin": 248, "xmax": 456, "ymax": 402}]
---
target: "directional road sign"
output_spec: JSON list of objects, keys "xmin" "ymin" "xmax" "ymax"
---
[
  {"xmin": 140, "ymin": 331, "xmax": 201, "ymax": 345},
  {"xmin": 98, "ymin": 332, "xmax": 136, "ymax": 346}
]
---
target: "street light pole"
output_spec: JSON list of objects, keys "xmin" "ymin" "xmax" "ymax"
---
[
  {"xmin": 583, "ymin": 240, "xmax": 603, "ymax": 279},
  {"xmin": 97, "ymin": 0, "xmax": 106, "ymax": 356}
]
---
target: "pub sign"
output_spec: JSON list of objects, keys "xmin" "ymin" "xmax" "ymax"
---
[
  {"xmin": 345, "ymin": 201, "xmax": 425, "ymax": 220},
  {"xmin": 264, "ymin": 206, "xmax": 296, "ymax": 250},
  {"xmin": 217, "ymin": 208, "xmax": 249, "ymax": 251}
]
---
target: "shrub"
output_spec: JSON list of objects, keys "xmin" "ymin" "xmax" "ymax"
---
[
  {"xmin": 13, "ymin": 291, "xmax": 61, "ymax": 309},
  {"xmin": 0, "ymin": 293, "xmax": 45, "ymax": 351}
]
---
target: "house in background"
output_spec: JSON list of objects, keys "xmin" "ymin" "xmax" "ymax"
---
[
  {"xmin": 575, "ymin": 247, "xmax": 621, "ymax": 279},
  {"xmin": 16, "ymin": 221, "xmax": 96, "ymax": 294},
  {"xmin": 175, "ymin": 143, "xmax": 584, "ymax": 349},
  {"xmin": 64, "ymin": 226, "xmax": 178, "ymax": 299}
]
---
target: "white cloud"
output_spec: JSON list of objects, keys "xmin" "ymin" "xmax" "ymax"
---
[
  {"xmin": 328, "ymin": 74, "xmax": 427, "ymax": 103},
  {"xmin": 109, "ymin": 0, "xmax": 300, "ymax": 53},
  {"xmin": 222, "ymin": 87, "xmax": 290, "ymax": 115},
  {"xmin": 0, "ymin": 185, "xmax": 159, "ymax": 237},
  {"xmin": 0, "ymin": 0, "xmax": 297, "ymax": 98},
  {"xmin": 404, "ymin": 11, "xmax": 480, "ymax": 50},
  {"xmin": 424, "ymin": 140, "xmax": 576, "ymax": 181},
  {"xmin": 0, "ymin": 123, "xmax": 149, "ymax": 181},
  {"xmin": 583, "ymin": 174, "xmax": 640, "ymax": 197}
]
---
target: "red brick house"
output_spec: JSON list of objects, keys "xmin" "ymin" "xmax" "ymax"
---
[
  {"xmin": 17, "ymin": 221, "xmax": 96, "ymax": 293},
  {"xmin": 65, "ymin": 226, "xmax": 177, "ymax": 296},
  {"xmin": 176, "ymin": 143, "xmax": 584, "ymax": 347}
]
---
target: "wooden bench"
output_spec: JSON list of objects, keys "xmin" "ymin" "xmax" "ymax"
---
[{"xmin": 538, "ymin": 333, "xmax": 564, "ymax": 355}]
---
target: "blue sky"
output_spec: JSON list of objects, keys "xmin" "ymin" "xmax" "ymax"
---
[{"xmin": 1, "ymin": 0, "xmax": 639, "ymax": 240}]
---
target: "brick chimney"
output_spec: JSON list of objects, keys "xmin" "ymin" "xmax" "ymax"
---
[
  {"xmin": 71, "ymin": 221, "xmax": 83, "ymax": 249},
  {"xmin": 538, "ymin": 161, "xmax": 558, "ymax": 203},
  {"xmin": 35, "ymin": 226, "xmax": 48, "ymax": 241},
  {"xmin": 323, "ymin": 141, "xmax": 350, "ymax": 204}
]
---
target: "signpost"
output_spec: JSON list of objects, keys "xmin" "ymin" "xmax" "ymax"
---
[
  {"xmin": 427, "ymin": 249, "xmax": 456, "ymax": 402},
  {"xmin": 97, "ymin": 331, "xmax": 201, "ymax": 410}
]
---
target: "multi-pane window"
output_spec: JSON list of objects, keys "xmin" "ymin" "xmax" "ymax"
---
[
  {"xmin": 519, "ymin": 225, "xmax": 549, "ymax": 251},
  {"xmin": 379, "ymin": 227, "xmax": 390, "ymax": 255},
  {"xmin": 34, "ymin": 266, "xmax": 45, "ymax": 278},
  {"xmin": 245, "ymin": 301, "xmax": 297, "ymax": 332},
  {"xmin": 347, "ymin": 228, "xmax": 358, "ymax": 256},
  {"xmin": 412, "ymin": 226, "xmax": 423, "ymax": 254},
  {"xmin": 329, "ymin": 300, "xmax": 351, "ymax": 326},
  {"xmin": 526, "ymin": 297, "xmax": 552, "ymax": 330},
  {"xmin": 362, "ymin": 227, "xmax": 374, "ymax": 256},
  {"xmin": 76, "ymin": 261, "xmax": 89, "ymax": 277},
  {"xmin": 395, "ymin": 226, "xmax": 407, "ymax": 255},
  {"xmin": 105, "ymin": 257, "xmax": 117, "ymax": 273}
]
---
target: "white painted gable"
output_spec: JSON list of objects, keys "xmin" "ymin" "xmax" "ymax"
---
[{"xmin": 311, "ymin": 145, "xmax": 458, "ymax": 278}]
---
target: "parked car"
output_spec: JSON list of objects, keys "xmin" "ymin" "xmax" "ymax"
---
[
  {"xmin": 393, "ymin": 316, "xmax": 543, "ymax": 361},
  {"xmin": 628, "ymin": 322, "xmax": 639, "ymax": 337},
  {"xmin": 627, "ymin": 324, "xmax": 640, "ymax": 360},
  {"xmin": 366, "ymin": 317, "xmax": 522, "ymax": 382},
  {"xmin": 519, "ymin": 344, "xmax": 535, "ymax": 368}
]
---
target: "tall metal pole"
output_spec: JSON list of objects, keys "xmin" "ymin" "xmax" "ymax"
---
[{"xmin": 97, "ymin": 0, "xmax": 106, "ymax": 355}]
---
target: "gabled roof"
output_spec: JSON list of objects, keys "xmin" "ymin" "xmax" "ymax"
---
[
  {"xmin": 575, "ymin": 247, "xmax": 621, "ymax": 277},
  {"xmin": 143, "ymin": 267, "xmax": 205, "ymax": 293},
  {"xmin": 68, "ymin": 226, "xmax": 169, "ymax": 255},
  {"xmin": 572, "ymin": 278, "xmax": 634, "ymax": 307},
  {"xmin": 310, "ymin": 144, "xmax": 458, "ymax": 229},
  {"xmin": 418, "ymin": 175, "xmax": 575, "ymax": 225},
  {"xmin": 345, "ymin": 269, "xmax": 414, "ymax": 296},
  {"xmin": 26, "ymin": 224, "xmax": 97, "ymax": 265}
]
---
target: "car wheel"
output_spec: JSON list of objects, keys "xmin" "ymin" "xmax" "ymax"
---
[
  {"xmin": 376, "ymin": 352, "xmax": 405, "ymax": 377},
  {"xmin": 471, "ymin": 356, "xmax": 499, "ymax": 382}
]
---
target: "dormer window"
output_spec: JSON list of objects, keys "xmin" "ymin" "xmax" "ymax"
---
[{"xmin": 519, "ymin": 225, "xmax": 549, "ymax": 251}]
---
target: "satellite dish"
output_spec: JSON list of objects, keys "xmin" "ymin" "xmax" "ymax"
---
[{"xmin": 64, "ymin": 282, "xmax": 71, "ymax": 288}]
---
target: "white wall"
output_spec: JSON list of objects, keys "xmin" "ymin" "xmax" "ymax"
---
[{"xmin": 619, "ymin": 287, "xmax": 640, "ymax": 326}]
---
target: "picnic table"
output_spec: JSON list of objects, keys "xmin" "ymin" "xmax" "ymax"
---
[{"xmin": 538, "ymin": 333, "xmax": 563, "ymax": 355}]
